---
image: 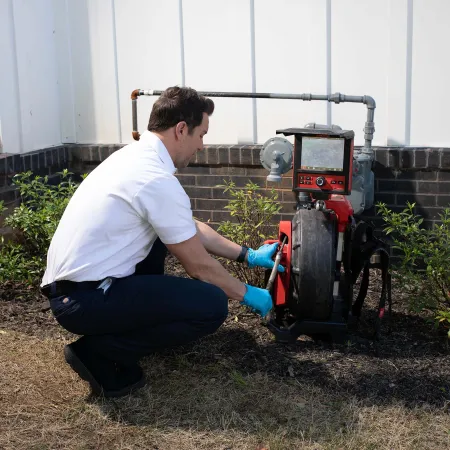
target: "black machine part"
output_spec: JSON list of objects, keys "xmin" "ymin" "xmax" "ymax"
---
[
  {"xmin": 276, "ymin": 127, "xmax": 355, "ymax": 139},
  {"xmin": 268, "ymin": 209, "xmax": 392, "ymax": 346},
  {"xmin": 290, "ymin": 208, "xmax": 336, "ymax": 321}
]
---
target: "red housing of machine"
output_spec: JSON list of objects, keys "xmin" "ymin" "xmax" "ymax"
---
[
  {"xmin": 265, "ymin": 128, "xmax": 355, "ymax": 308},
  {"xmin": 265, "ymin": 194, "xmax": 354, "ymax": 308},
  {"xmin": 294, "ymin": 141, "xmax": 354, "ymax": 195},
  {"xmin": 265, "ymin": 221, "xmax": 293, "ymax": 307}
]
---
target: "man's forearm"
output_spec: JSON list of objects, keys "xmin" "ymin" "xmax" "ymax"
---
[
  {"xmin": 195, "ymin": 220, "xmax": 242, "ymax": 261},
  {"xmin": 191, "ymin": 256, "xmax": 247, "ymax": 301},
  {"xmin": 166, "ymin": 233, "xmax": 247, "ymax": 301}
]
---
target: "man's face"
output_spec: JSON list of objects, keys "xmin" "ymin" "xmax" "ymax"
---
[{"xmin": 176, "ymin": 113, "xmax": 209, "ymax": 169}]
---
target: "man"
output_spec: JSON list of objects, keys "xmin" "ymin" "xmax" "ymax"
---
[{"xmin": 41, "ymin": 86, "xmax": 283, "ymax": 398}]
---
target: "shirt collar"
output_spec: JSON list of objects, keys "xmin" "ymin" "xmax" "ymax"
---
[{"xmin": 139, "ymin": 130, "xmax": 176, "ymax": 174}]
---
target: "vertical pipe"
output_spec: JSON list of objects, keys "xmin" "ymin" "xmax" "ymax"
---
[
  {"xmin": 363, "ymin": 107, "xmax": 375, "ymax": 152},
  {"xmin": 131, "ymin": 89, "xmax": 140, "ymax": 140},
  {"xmin": 132, "ymin": 99, "xmax": 138, "ymax": 131}
]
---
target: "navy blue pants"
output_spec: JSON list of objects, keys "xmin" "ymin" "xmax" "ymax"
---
[{"xmin": 49, "ymin": 239, "xmax": 229, "ymax": 366}]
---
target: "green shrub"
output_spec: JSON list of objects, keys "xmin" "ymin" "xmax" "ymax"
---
[
  {"xmin": 377, "ymin": 202, "xmax": 450, "ymax": 337},
  {"xmin": 216, "ymin": 180, "xmax": 281, "ymax": 287},
  {"xmin": 0, "ymin": 170, "xmax": 82, "ymax": 284}
]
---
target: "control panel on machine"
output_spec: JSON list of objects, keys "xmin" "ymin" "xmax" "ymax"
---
[{"xmin": 276, "ymin": 128, "xmax": 355, "ymax": 195}]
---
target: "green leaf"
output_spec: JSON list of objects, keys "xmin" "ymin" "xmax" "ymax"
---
[{"xmin": 0, "ymin": 168, "xmax": 80, "ymax": 284}]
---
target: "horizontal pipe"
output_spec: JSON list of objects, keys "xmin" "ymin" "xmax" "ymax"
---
[
  {"xmin": 131, "ymin": 89, "xmax": 376, "ymax": 153},
  {"xmin": 137, "ymin": 89, "xmax": 376, "ymax": 108}
]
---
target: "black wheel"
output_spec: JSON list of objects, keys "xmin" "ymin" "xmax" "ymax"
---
[{"xmin": 289, "ymin": 208, "xmax": 336, "ymax": 320}]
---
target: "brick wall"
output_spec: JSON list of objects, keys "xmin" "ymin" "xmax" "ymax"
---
[
  {"xmin": 0, "ymin": 147, "xmax": 70, "ymax": 233},
  {"xmin": 367, "ymin": 148, "xmax": 450, "ymax": 229},
  {"xmin": 181, "ymin": 145, "xmax": 450, "ymax": 231},
  {"xmin": 176, "ymin": 146, "xmax": 296, "ymax": 229},
  {"xmin": 1, "ymin": 144, "xmax": 450, "ymax": 234}
]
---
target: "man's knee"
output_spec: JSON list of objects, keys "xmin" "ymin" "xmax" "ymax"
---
[
  {"xmin": 209, "ymin": 285, "xmax": 229, "ymax": 321},
  {"xmin": 193, "ymin": 284, "xmax": 228, "ymax": 334}
]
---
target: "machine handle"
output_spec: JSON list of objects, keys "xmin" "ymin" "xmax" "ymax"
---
[{"xmin": 266, "ymin": 236, "xmax": 288, "ymax": 292}]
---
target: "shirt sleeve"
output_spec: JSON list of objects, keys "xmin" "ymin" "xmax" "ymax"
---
[{"xmin": 132, "ymin": 174, "xmax": 197, "ymax": 245}]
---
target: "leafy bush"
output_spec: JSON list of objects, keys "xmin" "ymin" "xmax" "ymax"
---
[
  {"xmin": 377, "ymin": 202, "xmax": 450, "ymax": 337},
  {"xmin": 0, "ymin": 170, "xmax": 81, "ymax": 284},
  {"xmin": 217, "ymin": 180, "xmax": 281, "ymax": 287}
]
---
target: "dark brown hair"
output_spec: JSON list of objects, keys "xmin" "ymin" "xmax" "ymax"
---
[{"xmin": 148, "ymin": 86, "xmax": 214, "ymax": 134}]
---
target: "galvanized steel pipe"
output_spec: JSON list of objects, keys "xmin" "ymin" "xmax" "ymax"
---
[{"xmin": 130, "ymin": 89, "xmax": 376, "ymax": 153}]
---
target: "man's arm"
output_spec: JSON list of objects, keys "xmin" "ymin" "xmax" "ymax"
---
[
  {"xmin": 134, "ymin": 177, "xmax": 273, "ymax": 314},
  {"xmin": 167, "ymin": 233, "xmax": 274, "ymax": 317},
  {"xmin": 194, "ymin": 220, "xmax": 284, "ymax": 273},
  {"xmin": 166, "ymin": 233, "xmax": 246, "ymax": 301},
  {"xmin": 194, "ymin": 219, "xmax": 242, "ymax": 261}
]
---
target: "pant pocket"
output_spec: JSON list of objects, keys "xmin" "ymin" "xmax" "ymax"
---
[
  {"xmin": 50, "ymin": 295, "xmax": 85, "ymax": 334},
  {"xmin": 50, "ymin": 295, "xmax": 77, "ymax": 316}
]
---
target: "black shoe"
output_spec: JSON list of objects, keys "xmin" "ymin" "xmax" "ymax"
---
[{"xmin": 64, "ymin": 342, "xmax": 146, "ymax": 398}]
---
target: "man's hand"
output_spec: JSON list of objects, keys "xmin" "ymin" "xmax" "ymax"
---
[
  {"xmin": 241, "ymin": 284, "xmax": 273, "ymax": 317},
  {"xmin": 247, "ymin": 243, "xmax": 285, "ymax": 272}
]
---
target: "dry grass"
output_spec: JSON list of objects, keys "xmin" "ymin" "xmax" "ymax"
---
[
  {"xmin": 1, "ymin": 261, "xmax": 450, "ymax": 449},
  {"xmin": 1, "ymin": 328, "xmax": 449, "ymax": 450}
]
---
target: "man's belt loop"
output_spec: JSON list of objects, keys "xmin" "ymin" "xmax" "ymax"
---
[
  {"xmin": 41, "ymin": 280, "xmax": 103, "ymax": 298},
  {"xmin": 50, "ymin": 282, "xmax": 57, "ymax": 297}
]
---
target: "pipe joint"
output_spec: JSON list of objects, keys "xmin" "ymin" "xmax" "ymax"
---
[
  {"xmin": 364, "ymin": 121, "xmax": 375, "ymax": 139},
  {"xmin": 363, "ymin": 95, "xmax": 376, "ymax": 109},
  {"xmin": 130, "ymin": 89, "xmax": 141, "ymax": 100}
]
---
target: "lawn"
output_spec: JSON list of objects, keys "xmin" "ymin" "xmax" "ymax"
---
[{"xmin": 1, "ymin": 257, "xmax": 449, "ymax": 450}]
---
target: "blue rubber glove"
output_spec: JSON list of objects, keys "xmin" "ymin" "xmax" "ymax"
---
[
  {"xmin": 241, "ymin": 284, "xmax": 273, "ymax": 317},
  {"xmin": 247, "ymin": 243, "xmax": 285, "ymax": 272}
]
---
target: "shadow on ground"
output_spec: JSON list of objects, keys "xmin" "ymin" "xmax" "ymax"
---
[
  {"xmin": 89, "ymin": 312, "xmax": 450, "ymax": 436},
  {"xmin": 2, "ymin": 287, "xmax": 450, "ymax": 448}
]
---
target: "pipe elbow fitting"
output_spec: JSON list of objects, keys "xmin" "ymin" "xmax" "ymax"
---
[
  {"xmin": 131, "ymin": 89, "xmax": 141, "ymax": 100},
  {"xmin": 363, "ymin": 95, "xmax": 376, "ymax": 109}
]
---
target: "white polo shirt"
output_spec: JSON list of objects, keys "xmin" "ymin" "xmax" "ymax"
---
[{"xmin": 41, "ymin": 131, "xmax": 197, "ymax": 285}]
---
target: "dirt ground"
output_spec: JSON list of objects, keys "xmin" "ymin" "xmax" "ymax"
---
[{"xmin": 1, "ymin": 256, "xmax": 450, "ymax": 449}]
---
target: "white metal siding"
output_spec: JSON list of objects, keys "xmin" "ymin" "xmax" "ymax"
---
[
  {"xmin": 0, "ymin": 0, "xmax": 22, "ymax": 154},
  {"xmin": 0, "ymin": 0, "xmax": 449, "ymax": 152},
  {"xmin": 1, "ymin": 0, "xmax": 60, "ymax": 154}
]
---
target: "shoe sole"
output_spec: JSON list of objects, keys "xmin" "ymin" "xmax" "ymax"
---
[
  {"xmin": 64, "ymin": 344, "xmax": 146, "ymax": 398},
  {"xmin": 103, "ymin": 376, "xmax": 146, "ymax": 398}
]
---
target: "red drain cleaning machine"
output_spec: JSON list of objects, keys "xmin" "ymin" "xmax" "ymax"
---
[{"xmin": 131, "ymin": 89, "xmax": 392, "ymax": 344}]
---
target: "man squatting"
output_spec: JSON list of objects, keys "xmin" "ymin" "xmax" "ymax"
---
[{"xmin": 41, "ymin": 86, "xmax": 283, "ymax": 398}]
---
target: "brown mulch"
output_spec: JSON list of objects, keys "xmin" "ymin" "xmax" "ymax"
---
[{"xmin": 1, "ymin": 255, "xmax": 449, "ymax": 411}]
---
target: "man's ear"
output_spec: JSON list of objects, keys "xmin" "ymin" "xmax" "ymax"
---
[{"xmin": 175, "ymin": 121, "xmax": 188, "ymax": 140}]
